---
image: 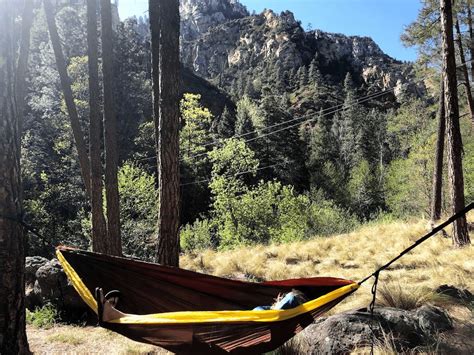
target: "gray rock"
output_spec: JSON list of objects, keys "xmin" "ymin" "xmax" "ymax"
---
[
  {"xmin": 302, "ymin": 306, "xmax": 453, "ymax": 354},
  {"xmin": 435, "ymin": 284, "xmax": 474, "ymax": 305},
  {"xmin": 25, "ymin": 256, "xmax": 48, "ymax": 285},
  {"xmin": 34, "ymin": 259, "xmax": 85, "ymax": 311},
  {"xmin": 25, "ymin": 256, "xmax": 49, "ymax": 309},
  {"xmin": 415, "ymin": 305, "xmax": 453, "ymax": 336}
]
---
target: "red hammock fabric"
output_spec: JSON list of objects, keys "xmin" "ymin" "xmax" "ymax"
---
[{"xmin": 57, "ymin": 247, "xmax": 357, "ymax": 354}]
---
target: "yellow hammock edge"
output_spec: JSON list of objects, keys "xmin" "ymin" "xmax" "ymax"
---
[{"xmin": 56, "ymin": 249, "xmax": 359, "ymax": 325}]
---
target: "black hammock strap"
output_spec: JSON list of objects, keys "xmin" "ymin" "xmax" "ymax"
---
[
  {"xmin": 0, "ymin": 213, "xmax": 54, "ymax": 247},
  {"xmin": 357, "ymin": 202, "xmax": 473, "ymax": 355},
  {"xmin": 358, "ymin": 201, "xmax": 473, "ymax": 286}
]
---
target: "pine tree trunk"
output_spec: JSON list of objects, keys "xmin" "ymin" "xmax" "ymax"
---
[
  {"xmin": 149, "ymin": 0, "xmax": 181, "ymax": 266},
  {"xmin": 0, "ymin": 1, "xmax": 30, "ymax": 353},
  {"xmin": 440, "ymin": 0, "xmax": 470, "ymax": 246},
  {"xmin": 87, "ymin": 0, "xmax": 108, "ymax": 252},
  {"xmin": 15, "ymin": 0, "xmax": 34, "ymax": 134},
  {"xmin": 467, "ymin": 1, "xmax": 474, "ymax": 83},
  {"xmin": 44, "ymin": 0, "xmax": 92, "ymax": 200},
  {"xmin": 100, "ymin": 0, "xmax": 122, "ymax": 256},
  {"xmin": 431, "ymin": 82, "xmax": 446, "ymax": 222},
  {"xmin": 454, "ymin": 17, "xmax": 474, "ymax": 125}
]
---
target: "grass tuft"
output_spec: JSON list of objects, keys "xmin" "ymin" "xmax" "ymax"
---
[
  {"xmin": 47, "ymin": 332, "xmax": 84, "ymax": 346},
  {"xmin": 26, "ymin": 303, "xmax": 59, "ymax": 329},
  {"xmin": 376, "ymin": 284, "xmax": 436, "ymax": 310}
]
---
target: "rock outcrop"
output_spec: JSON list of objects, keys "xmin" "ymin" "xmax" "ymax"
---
[
  {"xmin": 181, "ymin": 0, "xmax": 248, "ymax": 42},
  {"xmin": 25, "ymin": 256, "xmax": 85, "ymax": 312},
  {"xmin": 179, "ymin": 1, "xmax": 424, "ymax": 102},
  {"xmin": 301, "ymin": 305, "xmax": 453, "ymax": 354}
]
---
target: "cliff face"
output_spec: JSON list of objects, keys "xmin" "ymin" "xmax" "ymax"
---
[
  {"xmin": 180, "ymin": 0, "xmax": 248, "ymax": 42},
  {"xmin": 179, "ymin": 2, "xmax": 423, "ymax": 101}
]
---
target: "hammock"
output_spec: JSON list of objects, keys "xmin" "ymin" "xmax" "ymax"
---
[{"xmin": 56, "ymin": 246, "xmax": 359, "ymax": 354}]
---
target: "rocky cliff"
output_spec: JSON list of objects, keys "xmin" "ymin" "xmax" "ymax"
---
[{"xmin": 179, "ymin": 1, "xmax": 423, "ymax": 102}]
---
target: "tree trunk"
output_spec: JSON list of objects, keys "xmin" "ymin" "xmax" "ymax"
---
[
  {"xmin": 44, "ymin": 0, "xmax": 92, "ymax": 199},
  {"xmin": 100, "ymin": 0, "xmax": 122, "ymax": 256},
  {"xmin": 15, "ymin": 0, "xmax": 34, "ymax": 134},
  {"xmin": 467, "ymin": 0, "xmax": 474, "ymax": 82},
  {"xmin": 0, "ymin": 1, "xmax": 30, "ymax": 353},
  {"xmin": 440, "ymin": 0, "xmax": 470, "ymax": 246},
  {"xmin": 87, "ymin": 0, "xmax": 108, "ymax": 252},
  {"xmin": 431, "ymin": 81, "xmax": 445, "ymax": 222},
  {"xmin": 454, "ymin": 17, "xmax": 474, "ymax": 125},
  {"xmin": 149, "ymin": 0, "xmax": 181, "ymax": 266}
]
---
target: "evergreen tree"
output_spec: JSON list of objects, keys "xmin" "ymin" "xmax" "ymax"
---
[
  {"xmin": 216, "ymin": 105, "xmax": 235, "ymax": 138},
  {"xmin": 150, "ymin": 0, "xmax": 181, "ymax": 266}
]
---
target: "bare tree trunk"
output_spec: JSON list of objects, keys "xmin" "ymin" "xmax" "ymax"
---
[
  {"xmin": 44, "ymin": 0, "xmax": 92, "ymax": 199},
  {"xmin": 0, "ymin": 1, "xmax": 30, "ymax": 353},
  {"xmin": 149, "ymin": 0, "xmax": 181, "ymax": 266},
  {"xmin": 100, "ymin": 0, "xmax": 122, "ymax": 256},
  {"xmin": 431, "ymin": 81, "xmax": 445, "ymax": 222},
  {"xmin": 467, "ymin": 1, "xmax": 474, "ymax": 82},
  {"xmin": 87, "ymin": 0, "xmax": 108, "ymax": 252},
  {"xmin": 15, "ymin": 0, "xmax": 34, "ymax": 134},
  {"xmin": 455, "ymin": 17, "xmax": 474, "ymax": 125},
  {"xmin": 440, "ymin": 0, "xmax": 470, "ymax": 246}
]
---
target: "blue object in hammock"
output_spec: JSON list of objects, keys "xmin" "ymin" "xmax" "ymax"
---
[{"xmin": 253, "ymin": 291, "xmax": 302, "ymax": 311}]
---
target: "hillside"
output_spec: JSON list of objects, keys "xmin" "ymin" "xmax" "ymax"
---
[{"xmin": 180, "ymin": 0, "xmax": 425, "ymax": 113}]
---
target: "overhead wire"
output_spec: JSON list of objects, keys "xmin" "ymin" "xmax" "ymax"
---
[
  {"xmin": 180, "ymin": 162, "xmax": 284, "ymax": 187},
  {"xmin": 141, "ymin": 59, "xmax": 474, "ymax": 186}
]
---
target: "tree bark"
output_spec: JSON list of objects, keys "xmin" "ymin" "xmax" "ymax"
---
[
  {"xmin": 15, "ymin": 0, "xmax": 34, "ymax": 134},
  {"xmin": 87, "ymin": 0, "xmax": 108, "ymax": 252},
  {"xmin": 100, "ymin": 0, "xmax": 122, "ymax": 256},
  {"xmin": 431, "ymin": 81, "xmax": 445, "ymax": 222},
  {"xmin": 0, "ymin": 1, "xmax": 30, "ymax": 353},
  {"xmin": 467, "ymin": 0, "xmax": 474, "ymax": 82},
  {"xmin": 454, "ymin": 17, "xmax": 474, "ymax": 125},
  {"xmin": 440, "ymin": 0, "xmax": 470, "ymax": 246},
  {"xmin": 44, "ymin": 0, "xmax": 92, "ymax": 200},
  {"xmin": 149, "ymin": 0, "xmax": 181, "ymax": 266}
]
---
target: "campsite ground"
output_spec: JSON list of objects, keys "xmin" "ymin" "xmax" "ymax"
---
[{"xmin": 28, "ymin": 214, "xmax": 473, "ymax": 354}]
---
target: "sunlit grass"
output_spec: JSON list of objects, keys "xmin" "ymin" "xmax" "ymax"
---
[{"xmin": 181, "ymin": 212, "xmax": 474, "ymax": 312}]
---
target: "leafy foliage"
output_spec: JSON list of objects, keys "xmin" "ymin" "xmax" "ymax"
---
[{"xmin": 118, "ymin": 163, "xmax": 158, "ymax": 260}]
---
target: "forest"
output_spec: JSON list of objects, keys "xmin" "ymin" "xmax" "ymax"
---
[{"xmin": 0, "ymin": 0, "xmax": 472, "ymax": 354}]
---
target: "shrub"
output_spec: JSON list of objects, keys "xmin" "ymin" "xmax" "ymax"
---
[
  {"xmin": 180, "ymin": 219, "xmax": 214, "ymax": 253},
  {"xmin": 118, "ymin": 163, "xmax": 158, "ymax": 261},
  {"xmin": 26, "ymin": 303, "xmax": 58, "ymax": 329}
]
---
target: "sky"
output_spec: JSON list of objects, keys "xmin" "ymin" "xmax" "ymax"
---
[{"xmin": 118, "ymin": 0, "xmax": 421, "ymax": 62}]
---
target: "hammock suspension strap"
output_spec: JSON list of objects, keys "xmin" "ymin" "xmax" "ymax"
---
[
  {"xmin": 359, "ymin": 202, "xmax": 473, "ymax": 286},
  {"xmin": 369, "ymin": 270, "xmax": 380, "ymax": 355},
  {"xmin": 0, "ymin": 213, "xmax": 54, "ymax": 248}
]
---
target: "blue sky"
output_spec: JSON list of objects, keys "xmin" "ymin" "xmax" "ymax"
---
[{"xmin": 118, "ymin": 0, "xmax": 421, "ymax": 61}]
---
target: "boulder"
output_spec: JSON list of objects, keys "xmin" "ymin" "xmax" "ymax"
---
[
  {"xmin": 25, "ymin": 256, "xmax": 48, "ymax": 285},
  {"xmin": 435, "ymin": 284, "xmax": 474, "ymax": 305},
  {"xmin": 302, "ymin": 305, "xmax": 453, "ymax": 354},
  {"xmin": 25, "ymin": 256, "xmax": 49, "ymax": 309},
  {"xmin": 34, "ymin": 259, "xmax": 85, "ymax": 311}
]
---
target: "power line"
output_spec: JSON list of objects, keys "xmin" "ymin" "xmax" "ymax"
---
[
  {"xmin": 137, "ymin": 59, "xmax": 474, "ymax": 164},
  {"xmin": 137, "ymin": 87, "xmax": 396, "ymax": 164},
  {"xmin": 177, "ymin": 88, "xmax": 398, "ymax": 163},
  {"xmin": 180, "ymin": 162, "xmax": 283, "ymax": 187}
]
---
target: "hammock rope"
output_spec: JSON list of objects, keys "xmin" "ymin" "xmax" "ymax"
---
[{"xmin": 358, "ymin": 201, "xmax": 473, "ymax": 286}]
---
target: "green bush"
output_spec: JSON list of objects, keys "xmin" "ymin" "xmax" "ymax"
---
[
  {"xmin": 26, "ymin": 303, "xmax": 58, "ymax": 329},
  {"xmin": 118, "ymin": 163, "xmax": 158, "ymax": 261},
  {"xmin": 180, "ymin": 219, "xmax": 214, "ymax": 253}
]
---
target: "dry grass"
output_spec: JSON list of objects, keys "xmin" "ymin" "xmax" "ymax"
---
[
  {"xmin": 27, "ymin": 325, "xmax": 171, "ymax": 354},
  {"xmin": 29, "ymin": 213, "xmax": 473, "ymax": 354},
  {"xmin": 181, "ymin": 212, "xmax": 474, "ymax": 312}
]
